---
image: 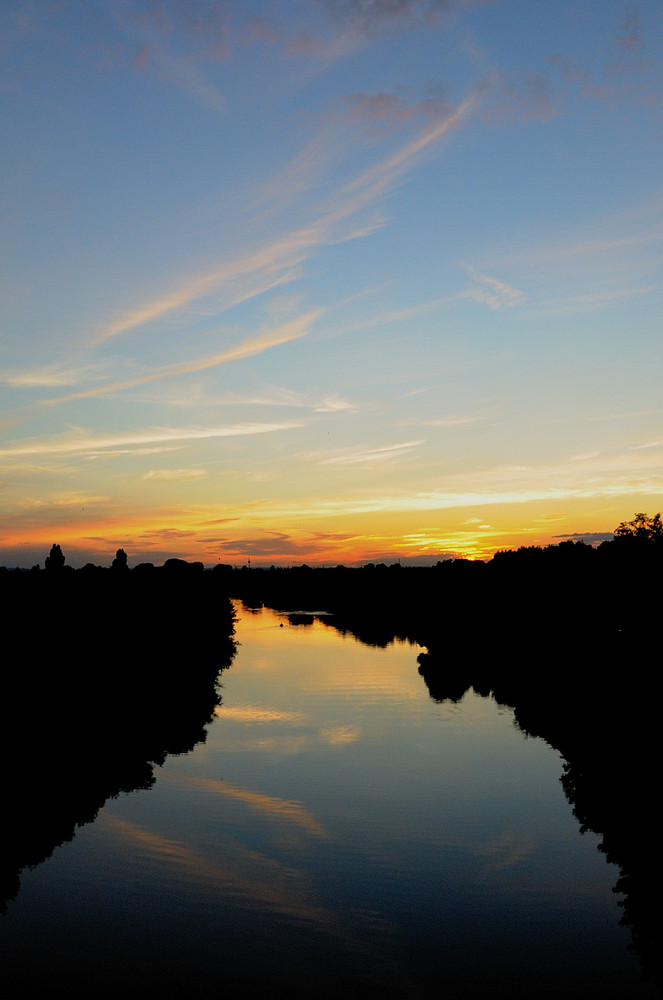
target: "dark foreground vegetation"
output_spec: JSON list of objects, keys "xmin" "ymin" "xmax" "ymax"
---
[
  {"xmin": 0, "ymin": 553, "xmax": 236, "ymax": 913},
  {"xmin": 0, "ymin": 514, "xmax": 660, "ymax": 987}
]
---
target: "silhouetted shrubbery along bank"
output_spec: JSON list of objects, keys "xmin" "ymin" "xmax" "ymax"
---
[
  {"xmin": 220, "ymin": 532, "xmax": 660, "ymax": 651},
  {"xmin": 0, "ymin": 549, "xmax": 236, "ymax": 913}
]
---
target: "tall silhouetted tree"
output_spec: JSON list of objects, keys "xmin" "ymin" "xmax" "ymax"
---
[
  {"xmin": 111, "ymin": 548, "xmax": 128, "ymax": 572},
  {"xmin": 44, "ymin": 544, "xmax": 65, "ymax": 572}
]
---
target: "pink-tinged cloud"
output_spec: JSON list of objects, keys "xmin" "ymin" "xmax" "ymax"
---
[
  {"xmin": 320, "ymin": 0, "xmax": 498, "ymax": 35},
  {"xmin": 243, "ymin": 17, "xmax": 281, "ymax": 45},
  {"xmin": 286, "ymin": 31, "xmax": 325, "ymax": 55},
  {"xmin": 109, "ymin": 2, "xmax": 231, "ymax": 111},
  {"xmin": 547, "ymin": 54, "xmax": 590, "ymax": 85},
  {"xmin": 480, "ymin": 69, "xmax": 559, "ymax": 123},
  {"xmin": 616, "ymin": 4, "xmax": 641, "ymax": 52},
  {"xmin": 341, "ymin": 91, "xmax": 454, "ymax": 128}
]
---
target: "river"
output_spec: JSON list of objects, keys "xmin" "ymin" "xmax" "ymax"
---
[{"xmin": 0, "ymin": 602, "xmax": 658, "ymax": 999}]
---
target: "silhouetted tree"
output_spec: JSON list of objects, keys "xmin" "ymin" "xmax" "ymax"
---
[
  {"xmin": 111, "ymin": 548, "xmax": 128, "ymax": 572},
  {"xmin": 614, "ymin": 511, "xmax": 663, "ymax": 543},
  {"xmin": 44, "ymin": 544, "xmax": 65, "ymax": 572}
]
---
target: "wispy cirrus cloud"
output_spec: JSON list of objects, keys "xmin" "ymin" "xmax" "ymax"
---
[
  {"xmin": 143, "ymin": 468, "xmax": 208, "ymax": 481},
  {"xmin": 468, "ymin": 189, "xmax": 663, "ymax": 314},
  {"xmin": 531, "ymin": 282, "xmax": 661, "ymax": 318},
  {"xmin": 338, "ymin": 86, "xmax": 485, "ymax": 203},
  {"xmin": 217, "ymin": 444, "xmax": 663, "ymax": 522},
  {"xmin": 420, "ymin": 412, "xmax": 486, "ymax": 427},
  {"xmin": 3, "ymin": 361, "xmax": 110, "ymax": 388},
  {"xmin": 137, "ymin": 383, "xmax": 357, "ymax": 413},
  {"xmin": 94, "ymin": 85, "xmax": 483, "ymax": 348},
  {"xmin": 94, "ymin": 253, "xmax": 307, "ymax": 345},
  {"xmin": 461, "ymin": 269, "xmax": 526, "ymax": 309},
  {"xmin": 53, "ymin": 312, "xmax": 321, "ymax": 403},
  {"xmin": 109, "ymin": 0, "xmax": 230, "ymax": 111},
  {"xmin": 0, "ymin": 421, "xmax": 302, "ymax": 462},
  {"xmin": 496, "ymin": 193, "xmax": 663, "ymax": 271},
  {"xmin": 316, "ymin": 440, "xmax": 424, "ymax": 467},
  {"xmin": 4, "ymin": 313, "xmax": 320, "ymax": 423},
  {"xmin": 11, "ymin": 491, "xmax": 110, "ymax": 510}
]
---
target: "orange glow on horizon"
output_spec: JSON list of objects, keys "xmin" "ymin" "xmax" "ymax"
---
[{"xmin": 0, "ymin": 491, "xmax": 641, "ymax": 568}]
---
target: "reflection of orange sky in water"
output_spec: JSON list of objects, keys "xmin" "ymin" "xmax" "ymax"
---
[
  {"xmin": 216, "ymin": 704, "xmax": 306, "ymax": 723},
  {"xmin": 99, "ymin": 812, "xmax": 332, "ymax": 922},
  {"xmin": 232, "ymin": 608, "xmax": 422, "ymax": 702},
  {"xmin": 183, "ymin": 776, "xmax": 328, "ymax": 838},
  {"xmin": 97, "ymin": 804, "xmax": 428, "ymax": 990}
]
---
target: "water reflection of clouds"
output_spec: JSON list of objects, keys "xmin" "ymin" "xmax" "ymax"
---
[
  {"xmin": 101, "ymin": 813, "xmax": 332, "ymax": 920},
  {"xmin": 214, "ymin": 703, "xmax": 307, "ymax": 723},
  {"xmin": 318, "ymin": 725, "xmax": 361, "ymax": 745},
  {"xmin": 475, "ymin": 831, "xmax": 537, "ymax": 873},
  {"xmin": 185, "ymin": 776, "xmax": 328, "ymax": 838},
  {"xmin": 99, "ymin": 811, "xmax": 415, "ymax": 994},
  {"xmin": 220, "ymin": 732, "xmax": 357, "ymax": 755},
  {"xmin": 305, "ymin": 668, "xmax": 422, "ymax": 704},
  {"xmin": 220, "ymin": 734, "xmax": 313, "ymax": 756}
]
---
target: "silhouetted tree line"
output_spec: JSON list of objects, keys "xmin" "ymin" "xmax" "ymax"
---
[{"xmin": 0, "ymin": 546, "xmax": 236, "ymax": 913}]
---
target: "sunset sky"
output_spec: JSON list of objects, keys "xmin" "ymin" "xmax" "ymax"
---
[{"xmin": 2, "ymin": 0, "xmax": 662, "ymax": 567}]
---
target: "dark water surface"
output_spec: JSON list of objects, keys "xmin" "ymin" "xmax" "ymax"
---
[{"xmin": 1, "ymin": 603, "xmax": 658, "ymax": 999}]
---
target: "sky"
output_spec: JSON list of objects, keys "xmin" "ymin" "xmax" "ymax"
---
[{"xmin": 1, "ymin": 0, "xmax": 662, "ymax": 568}]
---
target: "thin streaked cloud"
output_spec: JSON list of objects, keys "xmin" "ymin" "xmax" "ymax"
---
[
  {"xmin": 143, "ymin": 468, "xmax": 208, "ymax": 481},
  {"xmin": 531, "ymin": 282, "xmax": 661, "ymax": 318},
  {"xmin": 461, "ymin": 269, "xmax": 526, "ymax": 310},
  {"xmin": 0, "ymin": 422, "xmax": 303, "ymax": 462},
  {"xmin": 3, "ymin": 361, "xmax": 111, "ymax": 388},
  {"xmin": 93, "ymin": 88, "xmax": 482, "ymax": 349},
  {"xmin": 316, "ymin": 440, "xmax": 425, "ymax": 467},
  {"xmin": 49, "ymin": 313, "xmax": 321, "ymax": 404},
  {"xmin": 224, "ymin": 445, "xmax": 663, "ymax": 520}
]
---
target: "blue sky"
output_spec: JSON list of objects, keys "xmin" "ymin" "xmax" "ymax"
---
[{"xmin": 2, "ymin": 0, "xmax": 662, "ymax": 567}]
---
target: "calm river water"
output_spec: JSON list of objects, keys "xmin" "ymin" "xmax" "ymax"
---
[{"xmin": 1, "ymin": 602, "xmax": 658, "ymax": 999}]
